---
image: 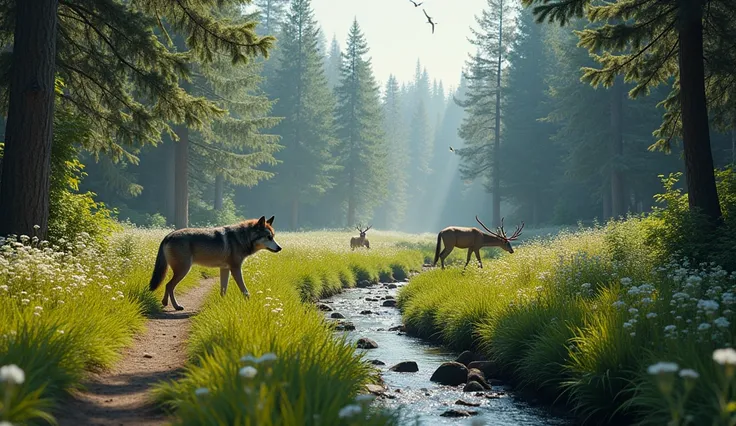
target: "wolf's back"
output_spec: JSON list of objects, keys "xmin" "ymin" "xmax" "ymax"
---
[{"xmin": 148, "ymin": 239, "xmax": 168, "ymax": 291}]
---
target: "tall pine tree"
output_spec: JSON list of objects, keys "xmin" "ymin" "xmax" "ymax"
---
[
  {"xmin": 454, "ymin": 0, "xmax": 515, "ymax": 227},
  {"xmin": 333, "ymin": 19, "xmax": 388, "ymax": 227},
  {"xmin": 267, "ymin": 0, "xmax": 336, "ymax": 230},
  {"xmin": 377, "ymin": 74, "xmax": 409, "ymax": 228}
]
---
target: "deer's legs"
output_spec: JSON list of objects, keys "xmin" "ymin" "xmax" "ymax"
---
[
  {"xmin": 439, "ymin": 247, "xmax": 452, "ymax": 269},
  {"xmin": 475, "ymin": 249, "xmax": 483, "ymax": 268},
  {"xmin": 464, "ymin": 249, "xmax": 473, "ymax": 268}
]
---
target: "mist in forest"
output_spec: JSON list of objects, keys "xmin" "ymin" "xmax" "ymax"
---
[{"xmin": 76, "ymin": 0, "xmax": 734, "ymax": 233}]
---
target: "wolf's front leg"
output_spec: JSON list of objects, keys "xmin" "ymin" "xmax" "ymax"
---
[
  {"xmin": 220, "ymin": 268, "xmax": 230, "ymax": 297},
  {"xmin": 230, "ymin": 267, "xmax": 250, "ymax": 299}
]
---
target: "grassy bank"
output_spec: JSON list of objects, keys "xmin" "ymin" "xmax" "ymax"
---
[
  {"xmin": 398, "ymin": 219, "xmax": 736, "ymax": 424},
  {"xmin": 0, "ymin": 228, "xmax": 203, "ymax": 424},
  {"xmin": 153, "ymin": 231, "xmax": 424, "ymax": 425}
]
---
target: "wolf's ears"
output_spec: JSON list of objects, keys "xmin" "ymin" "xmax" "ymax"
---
[{"xmin": 257, "ymin": 216, "xmax": 275, "ymax": 227}]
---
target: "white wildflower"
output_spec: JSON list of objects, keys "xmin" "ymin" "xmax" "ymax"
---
[
  {"xmin": 627, "ymin": 286, "xmax": 641, "ymax": 296},
  {"xmin": 256, "ymin": 353, "xmax": 277, "ymax": 363},
  {"xmin": 640, "ymin": 297, "xmax": 652, "ymax": 305},
  {"xmin": 628, "ymin": 308, "xmax": 639, "ymax": 315},
  {"xmin": 0, "ymin": 285, "xmax": 7, "ymax": 291},
  {"xmin": 664, "ymin": 325, "xmax": 677, "ymax": 333},
  {"xmin": 698, "ymin": 323, "xmax": 712, "ymax": 331},
  {"xmin": 612, "ymin": 300, "xmax": 626, "ymax": 309},
  {"xmin": 679, "ymin": 369, "xmax": 699, "ymax": 379},
  {"xmin": 646, "ymin": 312, "xmax": 657, "ymax": 319},
  {"xmin": 271, "ymin": 308, "xmax": 283, "ymax": 314},
  {"xmin": 581, "ymin": 283, "xmax": 591, "ymax": 289},
  {"xmin": 240, "ymin": 354, "xmax": 257, "ymax": 363},
  {"xmin": 713, "ymin": 348, "xmax": 736, "ymax": 365},
  {"xmin": 239, "ymin": 366, "xmax": 258, "ymax": 379},
  {"xmin": 34, "ymin": 306, "xmax": 42, "ymax": 311},
  {"xmin": 0, "ymin": 364, "xmax": 25, "ymax": 385},
  {"xmin": 195, "ymin": 387, "xmax": 209, "ymax": 396},
  {"xmin": 620, "ymin": 277, "xmax": 632, "ymax": 286},
  {"xmin": 338, "ymin": 404, "xmax": 362, "ymax": 418},
  {"xmin": 647, "ymin": 362, "xmax": 679, "ymax": 375},
  {"xmin": 697, "ymin": 299, "xmax": 719, "ymax": 312},
  {"xmin": 20, "ymin": 299, "xmax": 29, "ymax": 305},
  {"xmin": 714, "ymin": 317, "xmax": 731, "ymax": 329}
]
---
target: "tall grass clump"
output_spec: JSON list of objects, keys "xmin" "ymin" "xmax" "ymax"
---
[
  {"xmin": 0, "ymin": 227, "xmax": 202, "ymax": 423},
  {"xmin": 154, "ymin": 233, "xmax": 423, "ymax": 425},
  {"xmin": 398, "ymin": 215, "xmax": 736, "ymax": 424}
]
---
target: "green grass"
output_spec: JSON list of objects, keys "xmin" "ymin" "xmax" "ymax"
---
[
  {"xmin": 153, "ymin": 231, "xmax": 424, "ymax": 425},
  {"xmin": 0, "ymin": 227, "xmax": 203, "ymax": 424},
  {"xmin": 397, "ymin": 218, "xmax": 736, "ymax": 424}
]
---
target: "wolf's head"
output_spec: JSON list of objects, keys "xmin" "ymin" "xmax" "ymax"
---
[{"xmin": 253, "ymin": 215, "xmax": 282, "ymax": 253}]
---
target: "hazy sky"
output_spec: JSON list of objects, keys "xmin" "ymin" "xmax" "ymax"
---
[{"xmin": 311, "ymin": 0, "xmax": 488, "ymax": 93}]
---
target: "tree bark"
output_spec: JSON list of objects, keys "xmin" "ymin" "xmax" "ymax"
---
[
  {"xmin": 165, "ymin": 137, "xmax": 176, "ymax": 224},
  {"xmin": 492, "ymin": 0, "xmax": 504, "ymax": 228},
  {"xmin": 174, "ymin": 122, "xmax": 189, "ymax": 229},
  {"xmin": 0, "ymin": 0, "xmax": 59, "ymax": 239},
  {"xmin": 610, "ymin": 80, "xmax": 626, "ymax": 218},
  {"xmin": 677, "ymin": 7, "xmax": 722, "ymax": 221},
  {"xmin": 214, "ymin": 173, "xmax": 224, "ymax": 211},
  {"xmin": 291, "ymin": 198, "xmax": 299, "ymax": 230}
]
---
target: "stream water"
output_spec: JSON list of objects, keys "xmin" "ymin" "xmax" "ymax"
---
[{"xmin": 322, "ymin": 282, "xmax": 574, "ymax": 426}]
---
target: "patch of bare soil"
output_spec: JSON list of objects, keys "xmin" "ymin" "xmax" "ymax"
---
[{"xmin": 56, "ymin": 278, "xmax": 215, "ymax": 426}]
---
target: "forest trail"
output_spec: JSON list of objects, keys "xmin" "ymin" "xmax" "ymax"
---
[{"xmin": 56, "ymin": 278, "xmax": 215, "ymax": 426}]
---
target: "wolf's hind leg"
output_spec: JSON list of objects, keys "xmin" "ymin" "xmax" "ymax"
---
[
  {"xmin": 220, "ymin": 268, "xmax": 230, "ymax": 297},
  {"xmin": 164, "ymin": 261, "xmax": 192, "ymax": 311},
  {"xmin": 230, "ymin": 266, "xmax": 250, "ymax": 299}
]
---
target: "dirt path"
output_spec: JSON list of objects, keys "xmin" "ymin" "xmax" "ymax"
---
[{"xmin": 56, "ymin": 278, "xmax": 215, "ymax": 426}]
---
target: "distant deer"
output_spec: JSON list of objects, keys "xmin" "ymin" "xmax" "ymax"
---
[
  {"xmin": 433, "ymin": 216, "xmax": 524, "ymax": 269},
  {"xmin": 350, "ymin": 225, "xmax": 372, "ymax": 250}
]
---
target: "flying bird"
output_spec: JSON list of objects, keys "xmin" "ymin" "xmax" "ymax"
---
[
  {"xmin": 423, "ymin": 9, "xmax": 437, "ymax": 34},
  {"xmin": 409, "ymin": 0, "xmax": 424, "ymax": 6},
  {"xmin": 449, "ymin": 146, "xmax": 455, "ymax": 153}
]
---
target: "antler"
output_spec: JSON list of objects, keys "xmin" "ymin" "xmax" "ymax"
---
[
  {"xmin": 364, "ymin": 225, "xmax": 372, "ymax": 232},
  {"xmin": 506, "ymin": 222, "xmax": 525, "ymax": 241},
  {"xmin": 475, "ymin": 215, "xmax": 504, "ymax": 239},
  {"xmin": 476, "ymin": 215, "xmax": 524, "ymax": 241}
]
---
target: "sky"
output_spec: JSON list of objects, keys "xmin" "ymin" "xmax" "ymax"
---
[{"xmin": 311, "ymin": 0, "xmax": 488, "ymax": 93}]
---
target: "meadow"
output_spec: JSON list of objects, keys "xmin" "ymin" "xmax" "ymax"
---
[
  {"xmin": 0, "ymin": 228, "xmax": 206, "ymax": 424},
  {"xmin": 398, "ymin": 218, "xmax": 736, "ymax": 424},
  {"xmin": 0, "ymin": 227, "xmax": 427, "ymax": 424}
]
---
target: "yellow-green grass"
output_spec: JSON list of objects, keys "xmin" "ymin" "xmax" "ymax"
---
[
  {"xmin": 0, "ymin": 227, "xmax": 204, "ymax": 424},
  {"xmin": 397, "ymin": 219, "xmax": 736, "ymax": 424},
  {"xmin": 153, "ymin": 232, "xmax": 424, "ymax": 425}
]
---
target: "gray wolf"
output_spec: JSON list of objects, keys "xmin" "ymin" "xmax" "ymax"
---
[{"xmin": 148, "ymin": 215, "xmax": 281, "ymax": 310}]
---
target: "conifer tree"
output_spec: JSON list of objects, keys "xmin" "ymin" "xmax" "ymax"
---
[
  {"xmin": 333, "ymin": 19, "xmax": 388, "ymax": 227},
  {"xmin": 325, "ymin": 35, "xmax": 342, "ymax": 90},
  {"xmin": 254, "ymin": 0, "xmax": 290, "ymax": 34},
  {"xmin": 377, "ymin": 74, "xmax": 408, "ymax": 228},
  {"xmin": 454, "ymin": 0, "xmax": 515, "ymax": 227},
  {"xmin": 522, "ymin": 0, "xmax": 724, "ymax": 221},
  {"xmin": 267, "ymin": 0, "xmax": 337, "ymax": 230},
  {"xmin": 0, "ymin": 0, "xmax": 274, "ymax": 237},
  {"xmin": 501, "ymin": 8, "xmax": 559, "ymax": 225}
]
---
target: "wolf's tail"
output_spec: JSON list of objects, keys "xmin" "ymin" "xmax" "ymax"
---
[
  {"xmin": 433, "ymin": 232, "xmax": 442, "ymax": 266},
  {"xmin": 148, "ymin": 240, "xmax": 168, "ymax": 291}
]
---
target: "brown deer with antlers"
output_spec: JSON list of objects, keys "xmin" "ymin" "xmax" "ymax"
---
[
  {"xmin": 350, "ymin": 225, "xmax": 372, "ymax": 250},
  {"xmin": 433, "ymin": 216, "xmax": 524, "ymax": 269}
]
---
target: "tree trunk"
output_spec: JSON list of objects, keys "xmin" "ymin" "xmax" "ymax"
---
[
  {"xmin": 291, "ymin": 198, "xmax": 299, "ymax": 230},
  {"xmin": 166, "ymin": 138, "xmax": 176, "ymax": 224},
  {"xmin": 602, "ymin": 188, "xmax": 611, "ymax": 221},
  {"xmin": 677, "ymin": 7, "xmax": 722, "ymax": 221},
  {"xmin": 174, "ymin": 123, "xmax": 189, "ymax": 229},
  {"xmin": 492, "ymin": 0, "xmax": 504, "ymax": 228},
  {"xmin": 347, "ymin": 171, "xmax": 356, "ymax": 227},
  {"xmin": 731, "ymin": 127, "xmax": 735, "ymax": 165},
  {"xmin": 214, "ymin": 173, "xmax": 224, "ymax": 211},
  {"xmin": 610, "ymin": 80, "xmax": 625, "ymax": 218},
  {"xmin": 0, "ymin": 0, "xmax": 59, "ymax": 239}
]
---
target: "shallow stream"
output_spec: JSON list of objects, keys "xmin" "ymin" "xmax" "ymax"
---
[{"xmin": 321, "ymin": 282, "xmax": 574, "ymax": 426}]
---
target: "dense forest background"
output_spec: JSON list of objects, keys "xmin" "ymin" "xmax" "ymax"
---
[{"xmin": 65, "ymin": 0, "xmax": 733, "ymax": 233}]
